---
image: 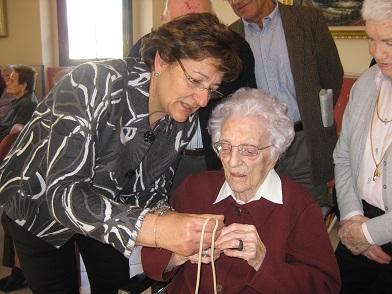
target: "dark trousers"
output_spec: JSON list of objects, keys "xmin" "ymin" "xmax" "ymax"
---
[
  {"xmin": 336, "ymin": 243, "xmax": 392, "ymax": 294},
  {"xmin": 1, "ymin": 212, "xmax": 15, "ymax": 267},
  {"xmin": 5, "ymin": 216, "xmax": 129, "ymax": 294},
  {"xmin": 276, "ymin": 130, "xmax": 328, "ymax": 206},
  {"xmin": 336, "ymin": 201, "xmax": 392, "ymax": 294}
]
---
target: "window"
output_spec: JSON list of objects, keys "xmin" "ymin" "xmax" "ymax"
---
[{"xmin": 57, "ymin": 0, "xmax": 132, "ymax": 66}]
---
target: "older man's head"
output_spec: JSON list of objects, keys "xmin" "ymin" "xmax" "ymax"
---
[
  {"xmin": 161, "ymin": 0, "xmax": 213, "ymax": 23},
  {"xmin": 208, "ymin": 88, "xmax": 294, "ymax": 201}
]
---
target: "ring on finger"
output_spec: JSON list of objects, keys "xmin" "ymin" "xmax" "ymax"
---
[{"xmin": 237, "ymin": 239, "xmax": 244, "ymax": 251}]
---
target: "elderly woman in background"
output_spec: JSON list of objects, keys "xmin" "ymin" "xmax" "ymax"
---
[
  {"xmin": 142, "ymin": 88, "xmax": 340, "ymax": 293},
  {"xmin": 0, "ymin": 65, "xmax": 38, "ymax": 138},
  {"xmin": 0, "ymin": 13, "xmax": 242, "ymax": 293},
  {"xmin": 333, "ymin": 0, "xmax": 392, "ymax": 292}
]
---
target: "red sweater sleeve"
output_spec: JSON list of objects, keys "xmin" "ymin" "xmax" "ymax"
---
[{"xmin": 141, "ymin": 247, "xmax": 176, "ymax": 282}]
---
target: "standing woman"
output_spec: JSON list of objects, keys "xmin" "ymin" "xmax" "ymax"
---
[
  {"xmin": 0, "ymin": 13, "xmax": 241, "ymax": 294},
  {"xmin": 334, "ymin": 0, "xmax": 392, "ymax": 292}
]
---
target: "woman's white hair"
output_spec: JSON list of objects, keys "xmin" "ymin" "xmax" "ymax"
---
[
  {"xmin": 362, "ymin": 0, "xmax": 392, "ymax": 21},
  {"xmin": 208, "ymin": 88, "xmax": 294, "ymax": 160}
]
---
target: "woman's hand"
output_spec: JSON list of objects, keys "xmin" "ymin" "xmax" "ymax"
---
[
  {"xmin": 166, "ymin": 247, "xmax": 222, "ymax": 273},
  {"xmin": 188, "ymin": 247, "xmax": 222, "ymax": 264},
  {"xmin": 215, "ymin": 223, "xmax": 266, "ymax": 271},
  {"xmin": 156, "ymin": 212, "xmax": 224, "ymax": 256},
  {"xmin": 338, "ymin": 215, "xmax": 371, "ymax": 255},
  {"xmin": 362, "ymin": 244, "xmax": 391, "ymax": 264}
]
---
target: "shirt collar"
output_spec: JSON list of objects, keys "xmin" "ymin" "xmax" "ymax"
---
[
  {"xmin": 213, "ymin": 169, "xmax": 283, "ymax": 205},
  {"xmin": 375, "ymin": 66, "xmax": 392, "ymax": 104},
  {"xmin": 375, "ymin": 66, "xmax": 392, "ymax": 88},
  {"xmin": 243, "ymin": 0, "xmax": 279, "ymax": 33}
]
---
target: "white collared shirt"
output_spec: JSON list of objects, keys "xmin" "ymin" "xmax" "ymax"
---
[{"xmin": 213, "ymin": 169, "xmax": 283, "ymax": 205}]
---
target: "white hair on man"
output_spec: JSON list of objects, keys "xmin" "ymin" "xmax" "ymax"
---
[
  {"xmin": 161, "ymin": 0, "xmax": 213, "ymax": 22},
  {"xmin": 362, "ymin": 0, "xmax": 392, "ymax": 21}
]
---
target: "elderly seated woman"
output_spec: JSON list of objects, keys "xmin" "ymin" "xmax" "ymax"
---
[{"xmin": 141, "ymin": 88, "xmax": 340, "ymax": 293}]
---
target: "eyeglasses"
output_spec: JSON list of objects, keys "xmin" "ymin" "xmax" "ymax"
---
[
  {"xmin": 213, "ymin": 140, "xmax": 272, "ymax": 157},
  {"xmin": 177, "ymin": 59, "xmax": 223, "ymax": 100}
]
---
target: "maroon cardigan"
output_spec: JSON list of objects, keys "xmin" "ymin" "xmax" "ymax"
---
[{"xmin": 141, "ymin": 171, "xmax": 340, "ymax": 293}]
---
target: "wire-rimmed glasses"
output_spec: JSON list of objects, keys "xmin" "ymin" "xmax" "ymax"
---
[
  {"xmin": 213, "ymin": 140, "xmax": 272, "ymax": 157},
  {"xmin": 177, "ymin": 58, "xmax": 223, "ymax": 100}
]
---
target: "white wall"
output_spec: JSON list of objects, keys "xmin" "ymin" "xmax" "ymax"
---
[
  {"xmin": 132, "ymin": 0, "xmax": 164, "ymax": 42},
  {"xmin": 335, "ymin": 39, "xmax": 371, "ymax": 75},
  {"xmin": 0, "ymin": 0, "xmax": 42, "ymax": 65}
]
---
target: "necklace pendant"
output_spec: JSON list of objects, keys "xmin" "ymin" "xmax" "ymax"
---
[{"xmin": 373, "ymin": 166, "xmax": 381, "ymax": 181}]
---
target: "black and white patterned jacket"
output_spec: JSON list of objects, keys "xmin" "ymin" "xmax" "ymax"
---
[{"xmin": 0, "ymin": 58, "xmax": 198, "ymax": 257}]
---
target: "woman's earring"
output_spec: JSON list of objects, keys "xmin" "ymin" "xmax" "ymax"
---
[{"xmin": 154, "ymin": 72, "xmax": 160, "ymax": 77}]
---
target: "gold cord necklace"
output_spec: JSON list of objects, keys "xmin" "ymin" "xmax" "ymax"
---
[
  {"xmin": 376, "ymin": 91, "xmax": 392, "ymax": 123},
  {"xmin": 370, "ymin": 100, "xmax": 390, "ymax": 181}
]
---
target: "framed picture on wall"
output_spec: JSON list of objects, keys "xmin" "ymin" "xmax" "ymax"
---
[
  {"xmin": 0, "ymin": 0, "xmax": 7, "ymax": 37},
  {"xmin": 281, "ymin": 0, "xmax": 367, "ymax": 39}
]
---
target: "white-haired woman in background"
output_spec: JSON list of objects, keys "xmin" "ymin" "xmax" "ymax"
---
[
  {"xmin": 142, "ymin": 88, "xmax": 340, "ymax": 293},
  {"xmin": 334, "ymin": 0, "xmax": 392, "ymax": 292}
]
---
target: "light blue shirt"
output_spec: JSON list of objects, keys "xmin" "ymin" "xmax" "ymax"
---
[
  {"xmin": 243, "ymin": 2, "xmax": 301, "ymax": 122},
  {"xmin": 186, "ymin": 119, "xmax": 203, "ymax": 150}
]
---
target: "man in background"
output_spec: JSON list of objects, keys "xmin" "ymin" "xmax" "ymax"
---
[
  {"xmin": 227, "ymin": 0, "xmax": 343, "ymax": 207},
  {"xmin": 129, "ymin": 0, "xmax": 256, "ymax": 192}
]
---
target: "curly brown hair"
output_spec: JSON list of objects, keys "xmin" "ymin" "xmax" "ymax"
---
[{"xmin": 141, "ymin": 13, "xmax": 242, "ymax": 83}]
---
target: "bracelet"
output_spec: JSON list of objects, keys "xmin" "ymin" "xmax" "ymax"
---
[
  {"xmin": 153, "ymin": 208, "xmax": 173, "ymax": 248},
  {"xmin": 153, "ymin": 214, "xmax": 160, "ymax": 248}
]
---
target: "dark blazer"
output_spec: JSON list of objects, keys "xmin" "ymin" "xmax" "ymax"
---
[
  {"xmin": 128, "ymin": 30, "xmax": 257, "ymax": 170},
  {"xmin": 230, "ymin": 3, "xmax": 344, "ymax": 185}
]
